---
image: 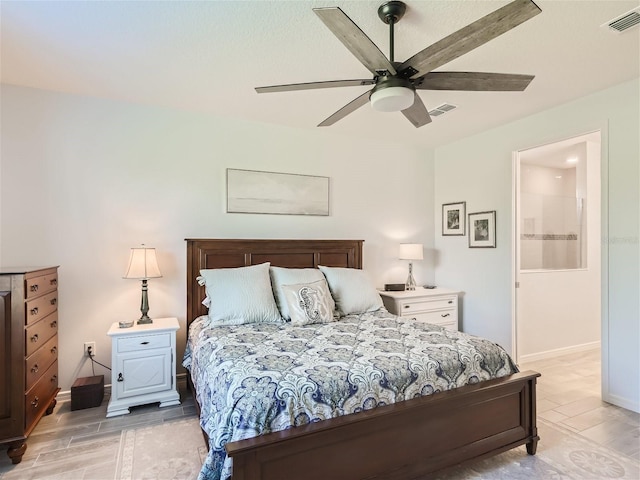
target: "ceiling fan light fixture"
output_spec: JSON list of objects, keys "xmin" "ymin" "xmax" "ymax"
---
[{"xmin": 370, "ymin": 86, "xmax": 414, "ymax": 112}]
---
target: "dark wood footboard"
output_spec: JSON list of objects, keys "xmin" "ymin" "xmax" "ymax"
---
[{"xmin": 226, "ymin": 371, "xmax": 539, "ymax": 480}]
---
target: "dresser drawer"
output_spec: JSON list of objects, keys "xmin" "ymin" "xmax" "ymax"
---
[
  {"xmin": 399, "ymin": 296, "xmax": 457, "ymax": 314},
  {"xmin": 25, "ymin": 312, "xmax": 58, "ymax": 357},
  {"xmin": 411, "ymin": 309, "xmax": 458, "ymax": 330},
  {"xmin": 117, "ymin": 332, "xmax": 171, "ymax": 353},
  {"xmin": 25, "ymin": 273, "xmax": 58, "ymax": 300},
  {"xmin": 25, "ymin": 291, "xmax": 58, "ymax": 326},
  {"xmin": 25, "ymin": 335, "xmax": 58, "ymax": 389},
  {"xmin": 25, "ymin": 361, "xmax": 58, "ymax": 430}
]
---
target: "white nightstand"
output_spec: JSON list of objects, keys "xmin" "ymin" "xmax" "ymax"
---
[
  {"xmin": 379, "ymin": 287, "xmax": 460, "ymax": 331},
  {"xmin": 106, "ymin": 317, "xmax": 180, "ymax": 417}
]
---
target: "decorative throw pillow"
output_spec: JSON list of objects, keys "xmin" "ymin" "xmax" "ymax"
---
[
  {"xmin": 270, "ymin": 266, "xmax": 334, "ymax": 320},
  {"xmin": 199, "ymin": 262, "xmax": 283, "ymax": 326},
  {"xmin": 281, "ymin": 279, "xmax": 336, "ymax": 326},
  {"xmin": 318, "ymin": 265, "xmax": 383, "ymax": 316}
]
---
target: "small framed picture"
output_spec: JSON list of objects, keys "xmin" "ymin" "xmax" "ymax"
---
[
  {"xmin": 442, "ymin": 202, "xmax": 466, "ymax": 236},
  {"xmin": 469, "ymin": 211, "xmax": 496, "ymax": 248}
]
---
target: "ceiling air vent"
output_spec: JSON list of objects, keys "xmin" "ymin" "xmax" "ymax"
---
[
  {"xmin": 603, "ymin": 7, "xmax": 640, "ymax": 33},
  {"xmin": 428, "ymin": 103, "xmax": 457, "ymax": 118}
]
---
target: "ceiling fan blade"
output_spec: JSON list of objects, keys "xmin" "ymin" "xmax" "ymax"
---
[
  {"xmin": 415, "ymin": 72, "xmax": 534, "ymax": 91},
  {"xmin": 256, "ymin": 79, "xmax": 375, "ymax": 94},
  {"xmin": 399, "ymin": 0, "xmax": 541, "ymax": 79},
  {"xmin": 314, "ymin": 7, "xmax": 397, "ymax": 76},
  {"xmin": 401, "ymin": 93, "xmax": 432, "ymax": 128},
  {"xmin": 318, "ymin": 90, "xmax": 372, "ymax": 127}
]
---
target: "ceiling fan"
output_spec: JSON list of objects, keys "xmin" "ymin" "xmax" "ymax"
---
[{"xmin": 255, "ymin": 0, "xmax": 541, "ymax": 128}]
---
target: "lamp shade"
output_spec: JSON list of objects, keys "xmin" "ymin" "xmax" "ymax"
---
[
  {"xmin": 123, "ymin": 246, "xmax": 162, "ymax": 279},
  {"xmin": 370, "ymin": 86, "xmax": 415, "ymax": 112},
  {"xmin": 399, "ymin": 243, "xmax": 424, "ymax": 261}
]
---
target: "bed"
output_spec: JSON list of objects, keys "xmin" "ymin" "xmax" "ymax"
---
[{"xmin": 185, "ymin": 238, "xmax": 539, "ymax": 480}]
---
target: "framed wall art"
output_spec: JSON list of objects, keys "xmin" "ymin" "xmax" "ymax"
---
[
  {"xmin": 442, "ymin": 201, "xmax": 466, "ymax": 236},
  {"xmin": 469, "ymin": 211, "xmax": 496, "ymax": 248},
  {"xmin": 227, "ymin": 168, "xmax": 330, "ymax": 216}
]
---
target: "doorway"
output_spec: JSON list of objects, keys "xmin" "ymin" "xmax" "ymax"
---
[{"xmin": 513, "ymin": 131, "xmax": 601, "ymax": 364}]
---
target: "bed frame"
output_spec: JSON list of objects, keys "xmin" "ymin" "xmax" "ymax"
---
[{"xmin": 186, "ymin": 238, "xmax": 539, "ymax": 480}]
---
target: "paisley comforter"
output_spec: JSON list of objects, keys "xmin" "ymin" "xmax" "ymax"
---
[{"xmin": 183, "ymin": 309, "xmax": 518, "ymax": 480}]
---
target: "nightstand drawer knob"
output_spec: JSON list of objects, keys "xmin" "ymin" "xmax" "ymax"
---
[
  {"xmin": 140, "ymin": 341, "xmax": 150, "ymax": 345},
  {"xmin": 448, "ymin": 300, "xmax": 453, "ymax": 304},
  {"xmin": 404, "ymin": 305, "xmax": 410, "ymax": 309},
  {"xmin": 117, "ymin": 373, "xmax": 124, "ymax": 382},
  {"xmin": 441, "ymin": 313, "xmax": 451, "ymax": 318}
]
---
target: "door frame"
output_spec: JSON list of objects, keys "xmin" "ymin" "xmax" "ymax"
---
[{"xmin": 511, "ymin": 126, "xmax": 610, "ymax": 402}]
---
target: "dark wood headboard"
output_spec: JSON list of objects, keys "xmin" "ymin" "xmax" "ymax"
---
[{"xmin": 185, "ymin": 239, "xmax": 363, "ymax": 327}]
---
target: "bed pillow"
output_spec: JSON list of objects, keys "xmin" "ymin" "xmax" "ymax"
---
[
  {"xmin": 281, "ymin": 279, "xmax": 336, "ymax": 326},
  {"xmin": 318, "ymin": 265, "xmax": 383, "ymax": 316},
  {"xmin": 270, "ymin": 266, "xmax": 334, "ymax": 320},
  {"xmin": 199, "ymin": 262, "xmax": 283, "ymax": 326}
]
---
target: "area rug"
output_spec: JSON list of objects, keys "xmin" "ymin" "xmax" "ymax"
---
[
  {"xmin": 113, "ymin": 416, "xmax": 638, "ymax": 479},
  {"xmin": 115, "ymin": 418, "xmax": 207, "ymax": 480},
  {"xmin": 434, "ymin": 418, "xmax": 640, "ymax": 479}
]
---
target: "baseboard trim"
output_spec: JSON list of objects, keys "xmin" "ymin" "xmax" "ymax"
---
[
  {"xmin": 603, "ymin": 393, "xmax": 640, "ymax": 414},
  {"xmin": 519, "ymin": 341, "xmax": 600, "ymax": 364},
  {"xmin": 57, "ymin": 373, "xmax": 188, "ymax": 402}
]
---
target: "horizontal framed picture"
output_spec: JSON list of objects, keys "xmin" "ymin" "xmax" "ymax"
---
[
  {"xmin": 227, "ymin": 168, "xmax": 329, "ymax": 216},
  {"xmin": 469, "ymin": 211, "xmax": 496, "ymax": 248},
  {"xmin": 442, "ymin": 201, "xmax": 466, "ymax": 236}
]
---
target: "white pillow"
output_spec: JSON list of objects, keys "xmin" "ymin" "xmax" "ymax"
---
[
  {"xmin": 270, "ymin": 266, "xmax": 333, "ymax": 320},
  {"xmin": 281, "ymin": 279, "xmax": 336, "ymax": 326},
  {"xmin": 318, "ymin": 266, "xmax": 383, "ymax": 316},
  {"xmin": 199, "ymin": 263, "xmax": 282, "ymax": 326}
]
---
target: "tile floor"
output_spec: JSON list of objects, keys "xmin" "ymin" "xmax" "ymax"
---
[
  {"xmin": 2, "ymin": 349, "xmax": 638, "ymax": 478},
  {"xmin": 521, "ymin": 348, "xmax": 640, "ymax": 461}
]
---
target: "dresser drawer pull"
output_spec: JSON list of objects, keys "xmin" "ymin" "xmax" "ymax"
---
[
  {"xmin": 441, "ymin": 313, "xmax": 451, "ymax": 318},
  {"xmin": 30, "ymin": 284, "xmax": 39, "ymax": 292},
  {"xmin": 140, "ymin": 341, "xmax": 150, "ymax": 345},
  {"xmin": 404, "ymin": 305, "xmax": 410, "ymax": 309},
  {"xmin": 51, "ymin": 374, "xmax": 57, "ymax": 383},
  {"xmin": 448, "ymin": 300, "xmax": 453, "ymax": 304},
  {"xmin": 31, "ymin": 397, "xmax": 39, "ymax": 408},
  {"xmin": 117, "ymin": 373, "xmax": 124, "ymax": 382},
  {"xmin": 51, "ymin": 346, "xmax": 57, "ymax": 355},
  {"xmin": 50, "ymin": 298, "xmax": 57, "ymax": 306},
  {"xmin": 30, "ymin": 334, "xmax": 39, "ymax": 343},
  {"xmin": 30, "ymin": 307, "xmax": 39, "ymax": 316},
  {"xmin": 50, "ymin": 279, "xmax": 57, "ymax": 286},
  {"xmin": 31, "ymin": 364, "xmax": 39, "ymax": 374},
  {"xmin": 50, "ymin": 320, "xmax": 58, "ymax": 328}
]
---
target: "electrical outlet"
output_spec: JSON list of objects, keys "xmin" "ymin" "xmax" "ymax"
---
[{"xmin": 84, "ymin": 341, "xmax": 96, "ymax": 357}]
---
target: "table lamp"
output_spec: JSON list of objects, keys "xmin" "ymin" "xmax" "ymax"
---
[
  {"xmin": 123, "ymin": 245, "xmax": 162, "ymax": 326},
  {"xmin": 399, "ymin": 243, "xmax": 423, "ymax": 291}
]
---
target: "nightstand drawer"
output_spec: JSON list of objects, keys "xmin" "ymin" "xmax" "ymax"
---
[
  {"xmin": 399, "ymin": 296, "xmax": 457, "ymax": 314},
  {"xmin": 411, "ymin": 309, "xmax": 458, "ymax": 329},
  {"xmin": 117, "ymin": 333, "xmax": 171, "ymax": 353}
]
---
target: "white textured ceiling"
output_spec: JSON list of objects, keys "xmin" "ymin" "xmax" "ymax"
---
[{"xmin": 1, "ymin": 0, "xmax": 639, "ymax": 148}]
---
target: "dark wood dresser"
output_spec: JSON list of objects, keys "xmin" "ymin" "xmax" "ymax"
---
[{"xmin": 0, "ymin": 266, "xmax": 60, "ymax": 464}]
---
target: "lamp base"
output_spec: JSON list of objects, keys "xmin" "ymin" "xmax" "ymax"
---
[
  {"xmin": 405, "ymin": 262, "xmax": 417, "ymax": 291},
  {"xmin": 137, "ymin": 315, "xmax": 153, "ymax": 325}
]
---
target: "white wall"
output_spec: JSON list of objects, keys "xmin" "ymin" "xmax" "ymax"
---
[
  {"xmin": 434, "ymin": 79, "xmax": 639, "ymax": 412},
  {"xmin": 0, "ymin": 84, "xmax": 435, "ymax": 391}
]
